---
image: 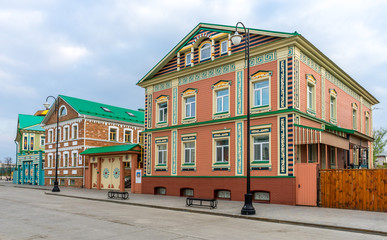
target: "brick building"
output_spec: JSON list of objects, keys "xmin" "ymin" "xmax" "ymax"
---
[
  {"xmin": 136, "ymin": 23, "xmax": 379, "ymax": 205},
  {"xmin": 41, "ymin": 95, "xmax": 144, "ymax": 188}
]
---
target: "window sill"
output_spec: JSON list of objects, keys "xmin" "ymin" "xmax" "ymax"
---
[
  {"xmin": 330, "ymin": 118, "xmax": 337, "ymax": 124},
  {"xmin": 214, "ymin": 162, "xmax": 229, "ymax": 165},
  {"xmin": 306, "ymin": 108, "xmax": 316, "ymax": 116},
  {"xmin": 182, "ymin": 117, "xmax": 196, "ymax": 124},
  {"xmin": 251, "ymin": 161, "xmax": 270, "ymax": 164},
  {"xmin": 251, "ymin": 106, "xmax": 271, "ymax": 114},
  {"xmin": 156, "ymin": 122, "xmax": 168, "ymax": 128},
  {"xmin": 213, "ymin": 112, "xmax": 230, "ymax": 120},
  {"xmin": 182, "ymin": 163, "xmax": 195, "ymax": 166}
]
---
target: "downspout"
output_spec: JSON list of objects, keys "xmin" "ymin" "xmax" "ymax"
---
[{"xmin": 82, "ymin": 115, "xmax": 86, "ymax": 188}]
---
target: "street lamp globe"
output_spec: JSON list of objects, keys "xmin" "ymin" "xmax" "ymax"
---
[
  {"xmin": 43, "ymin": 102, "xmax": 51, "ymax": 110},
  {"xmin": 231, "ymin": 31, "xmax": 243, "ymax": 45}
]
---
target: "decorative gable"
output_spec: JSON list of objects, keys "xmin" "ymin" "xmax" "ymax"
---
[{"xmin": 251, "ymin": 70, "xmax": 273, "ymax": 80}]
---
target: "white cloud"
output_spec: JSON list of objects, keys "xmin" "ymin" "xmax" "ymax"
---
[
  {"xmin": 0, "ymin": 9, "xmax": 44, "ymax": 30},
  {"xmin": 47, "ymin": 44, "xmax": 90, "ymax": 67},
  {"xmin": 0, "ymin": 70, "xmax": 38, "ymax": 98}
]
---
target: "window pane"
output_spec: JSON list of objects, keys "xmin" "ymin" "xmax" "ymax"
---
[
  {"xmin": 191, "ymin": 102, "xmax": 195, "ymax": 117},
  {"xmin": 262, "ymin": 87, "xmax": 269, "ymax": 106},
  {"xmin": 216, "ymin": 147, "xmax": 222, "ymax": 162},
  {"xmin": 224, "ymin": 146, "xmax": 229, "ymax": 162},
  {"xmin": 201, "ymin": 43, "xmax": 211, "ymax": 60},
  {"xmin": 255, "ymin": 135, "xmax": 269, "ymax": 142},
  {"xmin": 217, "ymin": 89, "xmax": 227, "ymax": 96},
  {"xmin": 254, "ymin": 89, "xmax": 261, "ymax": 106},
  {"xmin": 262, "ymin": 143, "xmax": 269, "ymax": 160},
  {"xmin": 254, "ymin": 144, "xmax": 261, "ymax": 161},
  {"xmin": 217, "ymin": 97, "xmax": 222, "ymax": 112},
  {"xmin": 223, "ymin": 95, "xmax": 229, "ymax": 112},
  {"xmin": 185, "ymin": 103, "xmax": 190, "ymax": 117}
]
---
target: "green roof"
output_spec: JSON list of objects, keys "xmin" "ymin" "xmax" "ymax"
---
[
  {"xmin": 325, "ymin": 125, "xmax": 355, "ymax": 134},
  {"xmin": 18, "ymin": 114, "xmax": 44, "ymax": 131},
  {"xmin": 80, "ymin": 144, "xmax": 140, "ymax": 155},
  {"xmin": 60, "ymin": 95, "xmax": 144, "ymax": 125}
]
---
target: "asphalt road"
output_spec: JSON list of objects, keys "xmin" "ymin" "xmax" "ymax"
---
[{"xmin": 0, "ymin": 185, "xmax": 384, "ymax": 240}]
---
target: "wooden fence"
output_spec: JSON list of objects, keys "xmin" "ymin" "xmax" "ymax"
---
[{"xmin": 320, "ymin": 169, "xmax": 386, "ymax": 212}]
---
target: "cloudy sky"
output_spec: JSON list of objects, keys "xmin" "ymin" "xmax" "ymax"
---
[{"xmin": 1, "ymin": 0, "xmax": 386, "ymax": 161}]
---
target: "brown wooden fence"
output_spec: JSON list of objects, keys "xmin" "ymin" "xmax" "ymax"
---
[{"xmin": 320, "ymin": 169, "xmax": 386, "ymax": 212}]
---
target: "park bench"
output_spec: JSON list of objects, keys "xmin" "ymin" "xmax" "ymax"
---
[
  {"xmin": 108, "ymin": 191, "xmax": 129, "ymax": 200},
  {"xmin": 186, "ymin": 197, "xmax": 217, "ymax": 209}
]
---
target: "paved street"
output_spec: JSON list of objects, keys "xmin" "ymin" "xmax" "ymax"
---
[{"xmin": 0, "ymin": 184, "xmax": 385, "ymax": 240}]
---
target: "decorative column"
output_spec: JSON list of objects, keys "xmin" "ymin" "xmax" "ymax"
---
[{"xmin": 120, "ymin": 157, "xmax": 125, "ymax": 192}]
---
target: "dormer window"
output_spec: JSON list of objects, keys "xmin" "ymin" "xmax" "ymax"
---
[
  {"xmin": 126, "ymin": 112, "xmax": 135, "ymax": 117},
  {"xmin": 220, "ymin": 40, "xmax": 228, "ymax": 55},
  {"xmin": 200, "ymin": 43, "xmax": 211, "ymax": 61},
  {"xmin": 101, "ymin": 107, "xmax": 112, "ymax": 113},
  {"xmin": 185, "ymin": 53, "xmax": 192, "ymax": 66},
  {"xmin": 59, "ymin": 106, "xmax": 67, "ymax": 116}
]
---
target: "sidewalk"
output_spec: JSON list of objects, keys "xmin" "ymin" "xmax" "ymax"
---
[{"xmin": 10, "ymin": 183, "xmax": 387, "ymax": 236}]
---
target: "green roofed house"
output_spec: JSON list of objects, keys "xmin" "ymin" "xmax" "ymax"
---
[
  {"xmin": 14, "ymin": 110, "xmax": 48, "ymax": 185},
  {"xmin": 40, "ymin": 95, "xmax": 144, "ymax": 189}
]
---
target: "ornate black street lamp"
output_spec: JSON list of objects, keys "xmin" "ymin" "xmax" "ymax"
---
[
  {"xmin": 231, "ymin": 22, "xmax": 256, "ymax": 215},
  {"xmin": 44, "ymin": 96, "xmax": 60, "ymax": 192}
]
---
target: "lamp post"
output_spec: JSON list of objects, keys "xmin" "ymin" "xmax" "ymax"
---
[
  {"xmin": 44, "ymin": 96, "xmax": 60, "ymax": 192},
  {"xmin": 231, "ymin": 22, "xmax": 256, "ymax": 215}
]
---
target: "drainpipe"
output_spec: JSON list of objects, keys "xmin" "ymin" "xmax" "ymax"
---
[{"xmin": 82, "ymin": 115, "xmax": 86, "ymax": 188}]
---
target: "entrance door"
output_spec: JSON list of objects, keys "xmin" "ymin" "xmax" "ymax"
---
[
  {"xmin": 100, "ymin": 157, "xmax": 120, "ymax": 190},
  {"xmin": 34, "ymin": 164, "xmax": 38, "ymax": 185},
  {"xmin": 91, "ymin": 163, "xmax": 97, "ymax": 188},
  {"xmin": 295, "ymin": 163, "xmax": 318, "ymax": 206}
]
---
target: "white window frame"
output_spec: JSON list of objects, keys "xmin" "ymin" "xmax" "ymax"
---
[
  {"xmin": 365, "ymin": 112, "xmax": 370, "ymax": 135},
  {"xmin": 157, "ymin": 144, "xmax": 167, "ymax": 165},
  {"xmin": 185, "ymin": 53, "xmax": 192, "ymax": 66},
  {"xmin": 199, "ymin": 42, "xmax": 211, "ymax": 61},
  {"xmin": 63, "ymin": 152, "xmax": 69, "ymax": 167},
  {"xmin": 353, "ymin": 108, "xmax": 357, "ymax": 130},
  {"xmin": 72, "ymin": 124, "xmax": 78, "ymax": 139},
  {"xmin": 59, "ymin": 105, "xmax": 67, "ymax": 117},
  {"xmin": 48, "ymin": 153, "xmax": 53, "ymax": 168},
  {"xmin": 48, "ymin": 129, "xmax": 53, "ymax": 143},
  {"xmin": 124, "ymin": 128, "xmax": 134, "ymax": 143},
  {"xmin": 330, "ymin": 95, "xmax": 337, "ymax": 122},
  {"xmin": 40, "ymin": 136, "xmax": 45, "ymax": 147},
  {"xmin": 71, "ymin": 151, "xmax": 78, "ymax": 167},
  {"xmin": 55, "ymin": 127, "xmax": 61, "ymax": 142},
  {"xmin": 212, "ymin": 131, "xmax": 230, "ymax": 167},
  {"xmin": 184, "ymin": 96, "xmax": 196, "ymax": 118},
  {"xmin": 220, "ymin": 40, "xmax": 228, "ymax": 55},
  {"xmin": 109, "ymin": 126, "xmax": 119, "ymax": 141},
  {"xmin": 216, "ymin": 89, "xmax": 229, "ymax": 113},
  {"xmin": 63, "ymin": 125, "xmax": 70, "ymax": 141},
  {"xmin": 183, "ymin": 140, "xmax": 196, "ymax": 164},
  {"xmin": 253, "ymin": 134, "xmax": 270, "ymax": 162},
  {"xmin": 158, "ymin": 102, "xmax": 168, "ymax": 123},
  {"xmin": 137, "ymin": 130, "xmax": 143, "ymax": 144},
  {"xmin": 252, "ymin": 79, "xmax": 270, "ymax": 108}
]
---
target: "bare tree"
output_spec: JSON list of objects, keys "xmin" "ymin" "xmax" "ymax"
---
[{"xmin": 4, "ymin": 157, "xmax": 12, "ymax": 180}]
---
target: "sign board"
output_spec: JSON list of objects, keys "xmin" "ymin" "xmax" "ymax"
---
[{"xmin": 135, "ymin": 170, "xmax": 142, "ymax": 184}]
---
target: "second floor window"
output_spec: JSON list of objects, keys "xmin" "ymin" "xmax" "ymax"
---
[
  {"xmin": 64, "ymin": 127, "xmax": 69, "ymax": 141},
  {"xmin": 124, "ymin": 130, "xmax": 132, "ymax": 143},
  {"xmin": 216, "ymin": 89, "xmax": 229, "ymax": 113},
  {"xmin": 253, "ymin": 80, "xmax": 269, "ymax": 107},
  {"xmin": 40, "ymin": 136, "xmax": 45, "ymax": 147},
  {"xmin": 185, "ymin": 96, "xmax": 196, "ymax": 118},
  {"xmin": 72, "ymin": 125, "xmax": 78, "ymax": 139},
  {"xmin": 109, "ymin": 128, "xmax": 117, "ymax": 141},
  {"xmin": 330, "ymin": 96, "xmax": 336, "ymax": 120},
  {"xmin": 353, "ymin": 109, "xmax": 357, "ymax": 130},
  {"xmin": 158, "ymin": 102, "xmax": 167, "ymax": 123},
  {"xmin": 307, "ymin": 83, "xmax": 315, "ymax": 110}
]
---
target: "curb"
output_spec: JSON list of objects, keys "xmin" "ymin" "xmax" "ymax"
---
[
  {"xmin": 14, "ymin": 186, "xmax": 49, "ymax": 191},
  {"xmin": 45, "ymin": 192, "xmax": 387, "ymax": 237}
]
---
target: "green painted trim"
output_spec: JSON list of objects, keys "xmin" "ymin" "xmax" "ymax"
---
[
  {"xmin": 182, "ymin": 163, "xmax": 195, "ymax": 166},
  {"xmin": 143, "ymin": 108, "xmax": 296, "ymax": 133},
  {"xmin": 214, "ymin": 111, "xmax": 229, "ymax": 115},
  {"xmin": 44, "ymin": 176, "xmax": 84, "ymax": 179},
  {"xmin": 294, "ymin": 124, "xmax": 323, "ymax": 132},
  {"xmin": 213, "ymin": 162, "xmax": 229, "ymax": 165},
  {"xmin": 183, "ymin": 117, "xmax": 195, "ymax": 120},
  {"xmin": 156, "ymin": 164, "xmax": 167, "ymax": 167},
  {"xmin": 251, "ymin": 105, "xmax": 269, "ymax": 110},
  {"xmin": 252, "ymin": 160, "xmax": 270, "ymax": 164},
  {"xmin": 143, "ymin": 175, "xmax": 295, "ymax": 178},
  {"xmin": 325, "ymin": 125, "xmax": 355, "ymax": 134}
]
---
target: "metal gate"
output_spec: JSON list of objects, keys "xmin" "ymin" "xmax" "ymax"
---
[{"xmin": 295, "ymin": 163, "xmax": 318, "ymax": 206}]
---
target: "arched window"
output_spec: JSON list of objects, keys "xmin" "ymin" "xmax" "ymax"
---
[
  {"xmin": 200, "ymin": 43, "xmax": 211, "ymax": 61},
  {"xmin": 59, "ymin": 106, "xmax": 67, "ymax": 116}
]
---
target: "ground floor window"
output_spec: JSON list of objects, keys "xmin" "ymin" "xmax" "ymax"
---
[
  {"xmin": 253, "ymin": 135, "xmax": 269, "ymax": 162},
  {"xmin": 155, "ymin": 187, "xmax": 166, "ymax": 195},
  {"xmin": 157, "ymin": 144, "xmax": 167, "ymax": 165},
  {"xmin": 216, "ymin": 190, "xmax": 231, "ymax": 199},
  {"xmin": 181, "ymin": 188, "xmax": 194, "ymax": 197},
  {"xmin": 215, "ymin": 139, "xmax": 229, "ymax": 163},
  {"xmin": 253, "ymin": 191, "xmax": 270, "ymax": 202}
]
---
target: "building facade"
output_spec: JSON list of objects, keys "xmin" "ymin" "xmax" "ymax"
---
[
  {"xmin": 137, "ymin": 23, "xmax": 379, "ymax": 205},
  {"xmin": 14, "ymin": 113, "xmax": 47, "ymax": 185},
  {"xmin": 41, "ymin": 95, "xmax": 144, "ymax": 188}
]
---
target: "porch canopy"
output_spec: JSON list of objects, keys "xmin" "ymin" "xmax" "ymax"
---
[{"xmin": 294, "ymin": 124, "xmax": 349, "ymax": 150}]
